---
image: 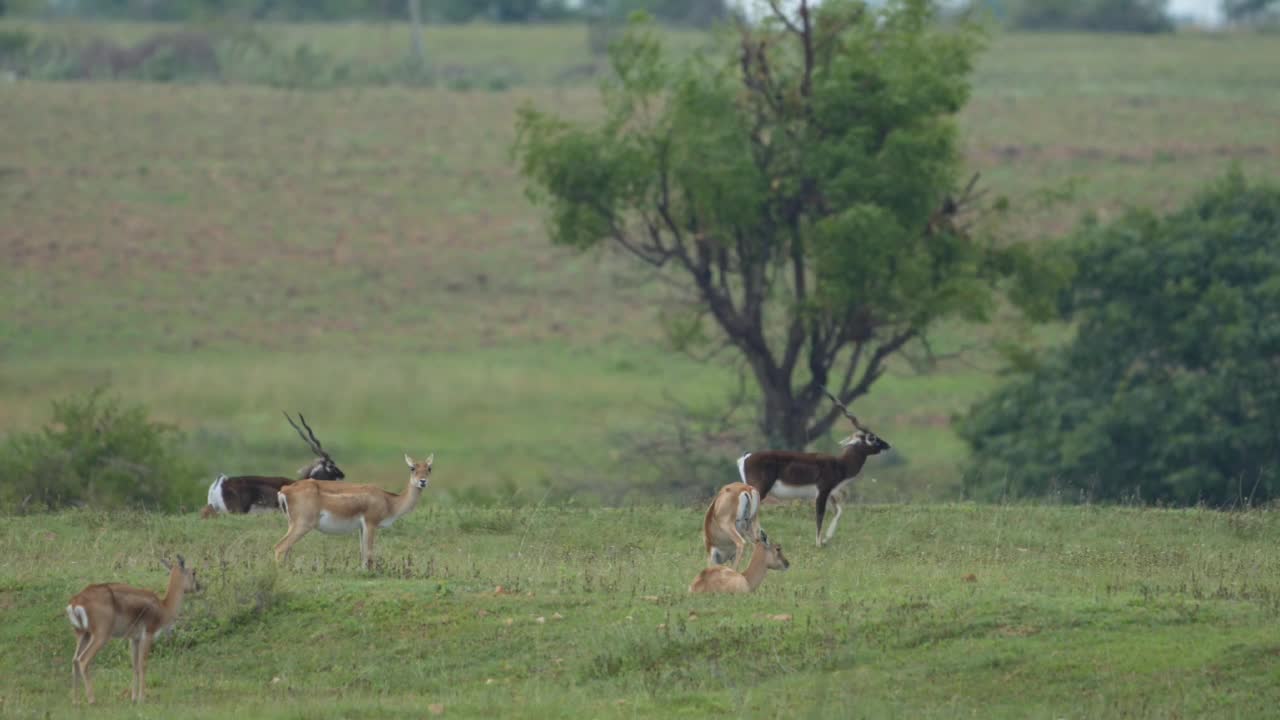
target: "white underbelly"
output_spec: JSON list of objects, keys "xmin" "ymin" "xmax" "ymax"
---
[
  {"xmin": 771, "ymin": 482, "xmax": 819, "ymax": 500},
  {"xmin": 317, "ymin": 511, "xmax": 362, "ymax": 535},
  {"xmin": 771, "ymin": 477, "xmax": 854, "ymax": 501}
]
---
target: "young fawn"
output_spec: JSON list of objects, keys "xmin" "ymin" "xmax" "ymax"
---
[
  {"xmin": 65, "ymin": 555, "xmax": 200, "ymax": 704},
  {"xmin": 689, "ymin": 530, "xmax": 790, "ymax": 594}
]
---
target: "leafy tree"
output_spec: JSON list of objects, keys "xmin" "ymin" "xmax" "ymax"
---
[
  {"xmin": 582, "ymin": 0, "xmax": 731, "ymax": 27},
  {"xmin": 1010, "ymin": 0, "xmax": 1172, "ymax": 33},
  {"xmin": 1222, "ymin": 0, "xmax": 1279, "ymax": 23},
  {"xmin": 516, "ymin": 0, "xmax": 1054, "ymax": 449},
  {"xmin": 961, "ymin": 172, "xmax": 1280, "ymax": 507}
]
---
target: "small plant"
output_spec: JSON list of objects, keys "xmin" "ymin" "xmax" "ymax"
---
[
  {"xmin": 0, "ymin": 387, "xmax": 197, "ymax": 512},
  {"xmin": 0, "ymin": 28, "xmax": 32, "ymax": 61}
]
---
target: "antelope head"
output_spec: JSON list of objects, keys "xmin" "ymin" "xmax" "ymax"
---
[
  {"xmin": 159, "ymin": 555, "xmax": 202, "ymax": 594},
  {"xmin": 759, "ymin": 530, "xmax": 791, "ymax": 571},
  {"xmin": 404, "ymin": 453, "xmax": 434, "ymax": 490},
  {"xmin": 823, "ymin": 387, "xmax": 891, "ymax": 455},
  {"xmin": 838, "ymin": 429, "xmax": 891, "ymax": 453},
  {"xmin": 284, "ymin": 411, "xmax": 346, "ymax": 480}
]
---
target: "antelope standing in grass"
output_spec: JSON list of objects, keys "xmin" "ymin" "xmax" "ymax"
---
[
  {"xmin": 202, "ymin": 411, "xmax": 345, "ymax": 518},
  {"xmin": 690, "ymin": 530, "xmax": 790, "ymax": 594},
  {"xmin": 738, "ymin": 390, "xmax": 890, "ymax": 547},
  {"xmin": 275, "ymin": 453, "xmax": 433, "ymax": 570},
  {"xmin": 66, "ymin": 556, "xmax": 200, "ymax": 704},
  {"xmin": 702, "ymin": 482, "xmax": 761, "ymax": 570}
]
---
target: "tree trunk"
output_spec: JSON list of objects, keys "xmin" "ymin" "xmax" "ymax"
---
[
  {"xmin": 757, "ymin": 371, "xmax": 813, "ymax": 450},
  {"xmin": 407, "ymin": 0, "xmax": 425, "ymax": 68}
]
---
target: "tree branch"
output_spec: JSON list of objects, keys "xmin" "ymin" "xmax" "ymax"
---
[
  {"xmin": 805, "ymin": 328, "xmax": 916, "ymax": 440},
  {"xmin": 799, "ymin": 0, "xmax": 815, "ymax": 100},
  {"xmin": 780, "ymin": 227, "xmax": 808, "ymax": 377},
  {"xmin": 766, "ymin": 0, "xmax": 804, "ymax": 36}
]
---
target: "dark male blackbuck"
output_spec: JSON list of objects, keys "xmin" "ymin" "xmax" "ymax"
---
[
  {"xmin": 737, "ymin": 390, "xmax": 890, "ymax": 547},
  {"xmin": 201, "ymin": 412, "xmax": 346, "ymax": 518}
]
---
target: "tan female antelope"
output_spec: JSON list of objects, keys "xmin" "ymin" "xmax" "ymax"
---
[
  {"xmin": 275, "ymin": 453, "xmax": 433, "ymax": 570},
  {"xmin": 737, "ymin": 390, "xmax": 890, "ymax": 547},
  {"xmin": 689, "ymin": 530, "xmax": 790, "ymax": 594},
  {"xmin": 702, "ymin": 482, "xmax": 761, "ymax": 570},
  {"xmin": 65, "ymin": 555, "xmax": 200, "ymax": 704}
]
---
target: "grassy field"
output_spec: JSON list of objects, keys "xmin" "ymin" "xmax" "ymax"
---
[
  {"xmin": 3, "ymin": 20, "xmax": 1280, "ymax": 720},
  {"xmin": 2, "ymin": 504, "xmax": 1280, "ymax": 718},
  {"xmin": 1, "ymin": 23, "xmax": 1280, "ymax": 505}
]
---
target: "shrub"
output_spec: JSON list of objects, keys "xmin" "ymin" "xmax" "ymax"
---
[
  {"xmin": 961, "ymin": 171, "xmax": 1280, "ymax": 507},
  {"xmin": 76, "ymin": 31, "xmax": 220, "ymax": 80},
  {"xmin": 0, "ymin": 28, "xmax": 32, "ymax": 60},
  {"xmin": 0, "ymin": 388, "xmax": 198, "ymax": 512}
]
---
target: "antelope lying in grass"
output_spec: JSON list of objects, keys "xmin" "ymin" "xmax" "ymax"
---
[
  {"xmin": 275, "ymin": 453, "xmax": 433, "ymax": 570},
  {"xmin": 65, "ymin": 556, "xmax": 200, "ymax": 704},
  {"xmin": 202, "ymin": 411, "xmax": 345, "ymax": 518},
  {"xmin": 702, "ymin": 482, "xmax": 761, "ymax": 570},
  {"xmin": 738, "ymin": 390, "xmax": 890, "ymax": 547},
  {"xmin": 689, "ymin": 530, "xmax": 790, "ymax": 594}
]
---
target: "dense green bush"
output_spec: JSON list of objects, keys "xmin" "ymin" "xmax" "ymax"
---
[
  {"xmin": 1010, "ymin": 0, "xmax": 1173, "ymax": 33},
  {"xmin": 961, "ymin": 172, "xmax": 1280, "ymax": 507},
  {"xmin": 0, "ymin": 388, "xmax": 198, "ymax": 512}
]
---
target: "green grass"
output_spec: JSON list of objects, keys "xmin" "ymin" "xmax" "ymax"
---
[
  {"xmin": 3, "ymin": 505, "xmax": 1280, "ymax": 718},
  {"xmin": 1, "ymin": 24, "xmax": 1279, "ymax": 502}
]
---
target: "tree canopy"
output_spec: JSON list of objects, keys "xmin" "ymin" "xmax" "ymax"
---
[
  {"xmin": 1007, "ymin": 0, "xmax": 1172, "ymax": 33},
  {"xmin": 516, "ymin": 0, "xmax": 1052, "ymax": 449},
  {"xmin": 961, "ymin": 172, "xmax": 1280, "ymax": 506}
]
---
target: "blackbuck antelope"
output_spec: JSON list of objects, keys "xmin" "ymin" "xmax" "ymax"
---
[
  {"xmin": 702, "ymin": 482, "xmax": 762, "ymax": 570},
  {"xmin": 66, "ymin": 555, "xmax": 200, "ymax": 704},
  {"xmin": 689, "ymin": 530, "xmax": 790, "ymax": 594},
  {"xmin": 275, "ymin": 453, "xmax": 434, "ymax": 570},
  {"xmin": 738, "ymin": 390, "xmax": 891, "ymax": 547},
  {"xmin": 202, "ymin": 411, "xmax": 345, "ymax": 518}
]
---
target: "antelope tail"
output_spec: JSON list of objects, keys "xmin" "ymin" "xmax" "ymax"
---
[
  {"xmin": 736, "ymin": 491, "xmax": 752, "ymax": 525},
  {"xmin": 207, "ymin": 474, "xmax": 229, "ymax": 514},
  {"xmin": 66, "ymin": 604, "xmax": 89, "ymax": 631}
]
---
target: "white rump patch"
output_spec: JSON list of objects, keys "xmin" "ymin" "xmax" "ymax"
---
[
  {"xmin": 207, "ymin": 474, "xmax": 229, "ymax": 514},
  {"xmin": 735, "ymin": 491, "xmax": 751, "ymax": 525},
  {"xmin": 66, "ymin": 604, "xmax": 88, "ymax": 631},
  {"xmin": 736, "ymin": 453, "xmax": 751, "ymax": 483}
]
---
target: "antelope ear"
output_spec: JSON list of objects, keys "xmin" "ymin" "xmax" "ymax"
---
[
  {"xmin": 404, "ymin": 453, "xmax": 415, "ymax": 469},
  {"xmin": 177, "ymin": 554, "xmax": 186, "ymax": 569},
  {"xmin": 160, "ymin": 558, "xmax": 172, "ymax": 571},
  {"xmin": 425, "ymin": 453, "xmax": 434, "ymax": 468}
]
